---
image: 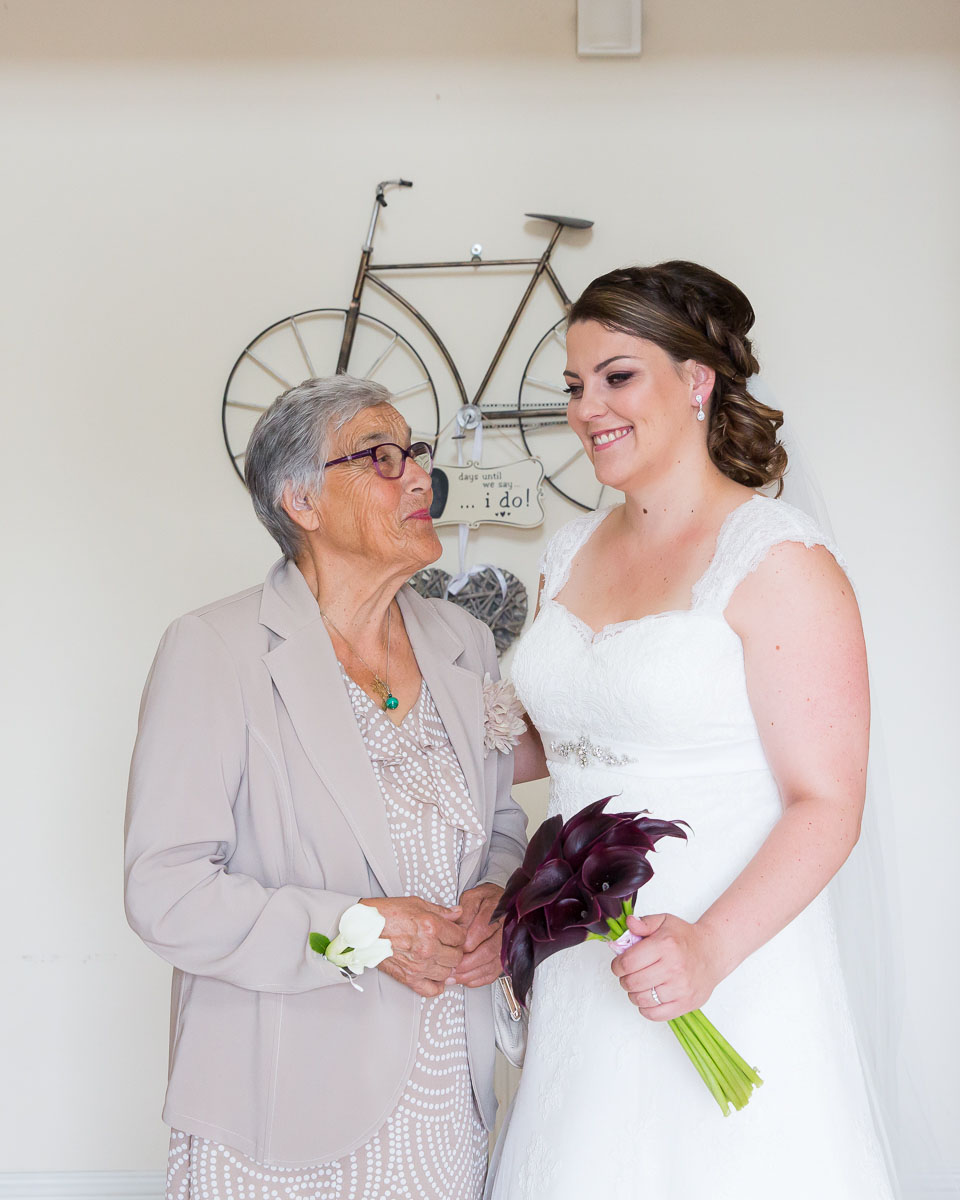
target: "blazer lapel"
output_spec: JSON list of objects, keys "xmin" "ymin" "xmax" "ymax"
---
[
  {"xmin": 259, "ymin": 563, "xmax": 489, "ymax": 899},
  {"xmin": 260, "ymin": 562, "xmax": 402, "ymax": 898}
]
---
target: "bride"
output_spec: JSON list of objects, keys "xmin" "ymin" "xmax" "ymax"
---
[{"xmin": 496, "ymin": 262, "xmax": 895, "ymax": 1199}]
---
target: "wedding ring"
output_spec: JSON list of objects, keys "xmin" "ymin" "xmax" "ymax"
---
[{"xmin": 650, "ymin": 986, "xmax": 662, "ymax": 1006}]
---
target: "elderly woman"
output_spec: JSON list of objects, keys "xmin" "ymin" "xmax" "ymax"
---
[{"xmin": 124, "ymin": 375, "xmax": 527, "ymax": 1200}]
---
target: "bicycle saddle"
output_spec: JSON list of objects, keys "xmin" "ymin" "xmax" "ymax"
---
[{"xmin": 525, "ymin": 212, "xmax": 594, "ymax": 229}]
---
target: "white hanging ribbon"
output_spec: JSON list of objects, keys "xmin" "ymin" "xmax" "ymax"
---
[
  {"xmin": 451, "ymin": 406, "xmax": 484, "ymax": 586},
  {"xmin": 445, "ymin": 561, "xmax": 509, "ymax": 602}
]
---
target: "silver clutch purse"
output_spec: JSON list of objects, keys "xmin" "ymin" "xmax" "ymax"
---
[{"xmin": 493, "ymin": 975, "xmax": 528, "ymax": 1069}]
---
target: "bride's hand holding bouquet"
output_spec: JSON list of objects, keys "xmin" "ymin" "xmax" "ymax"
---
[{"xmin": 611, "ymin": 911, "xmax": 728, "ymax": 1022}]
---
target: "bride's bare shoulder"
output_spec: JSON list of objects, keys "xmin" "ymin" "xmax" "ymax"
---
[{"xmin": 727, "ymin": 537, "xmax": 862, "ymax": 646}]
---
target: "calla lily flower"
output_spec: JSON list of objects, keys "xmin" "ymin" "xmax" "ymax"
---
[
  {"xmin": 514, "ymin": 859, "xmax": 573, "ymax": 918},
  {"xmin": 494, "ymin": 797, "xmax": 687, "ymax": 1005},
  {"xmin": 493, "ymin": 815, "xmax": 564, "ymax": 919},
  {"xmin": 543, "ymin": 876, "xmax": 604, "ymax": 933},
  {"xmin": 581, "ymin": 845, "xmax": 656, "ymax": 899},
  {"xmin": 520, "ymin": 815, "xmax": 564, "ymax": 876},
  {"xmin": 309, "ymin": 903, "xmax": 393, "ymax": 979}
]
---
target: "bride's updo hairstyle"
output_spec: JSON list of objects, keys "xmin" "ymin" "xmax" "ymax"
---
[{"xmin": 568, "ymin": 261, "xmax": 787, "ymax": 493}]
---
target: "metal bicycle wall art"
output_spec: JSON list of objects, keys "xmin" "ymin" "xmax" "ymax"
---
[{"xmin": 221, "ymin": 178, "xmax": 605, "ymax": 515}]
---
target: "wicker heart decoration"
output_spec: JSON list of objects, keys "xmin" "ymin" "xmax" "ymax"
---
[{"xmin": 408, "ymin": 566, "xmax": 528, "ymax": 656}]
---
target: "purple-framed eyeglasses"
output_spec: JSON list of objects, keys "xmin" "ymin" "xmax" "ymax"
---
[{"xmin": 323, "ymin": 440, "xmax": 434, "ymax": 480}]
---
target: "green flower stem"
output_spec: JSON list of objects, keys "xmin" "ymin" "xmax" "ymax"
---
[
  {"xmin": 667, "ymin": 1017, "xmax": 715, "ymax": 1098},
  {"xmin": 699, "ymin": 1017, "xmax": 758, "ymax": 1109},
  {"xmin": 684, "ymin": 1014, "xmax": 751, "ymax": 1110},
  {"xmin": 671, "ymin": 1019, "xmax": 725, "ymax": 1110},
  {"xmin": 685, "ymin": 1016, "xmax": 755, "ymax": 1106},
  {"xmin": 676, "ymin": 1016, "xmax": 739, "ymax": 1111},
  {"xmin": 696, "ymin": 1027, "xmax": 748, "ymax": 1108},
  {"xmin": 689, "ymin": 1009, "xmax": 763, "ymax": 1087},
  {"xmin": 669, "ymin": 1017, "xmax": 729, "ymax": 1116}
]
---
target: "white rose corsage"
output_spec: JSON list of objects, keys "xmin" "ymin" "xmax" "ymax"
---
[
  {"xmin": 482, "ymin": 674, "xmax": 527, "ymax": 754},
  {"xmin": 309, "ymin": 903, "xmax": 393, "ymax": 991}
]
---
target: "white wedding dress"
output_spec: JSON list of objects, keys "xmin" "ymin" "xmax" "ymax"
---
[{"xmin": 491, "ymin": 496, "xmax": 894, "ymax": 1200}]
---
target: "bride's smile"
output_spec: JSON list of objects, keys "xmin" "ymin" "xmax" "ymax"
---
[{"xmin": 590, "ymin": 424, "xmax": 633, "ymax": 449}]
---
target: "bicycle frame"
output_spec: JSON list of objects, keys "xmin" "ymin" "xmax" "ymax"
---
[{"xmin": 336, "ymin": 180, "xmax": 576, "ymax": 422}]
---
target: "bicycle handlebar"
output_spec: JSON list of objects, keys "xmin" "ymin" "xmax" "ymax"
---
[
  {"xmin": 376, "ymin": 178, "xmax": 414, "ymax": 207},
  {"xmin": 367, "ymin": 180, "xmax": 413, "ymax": 248}
]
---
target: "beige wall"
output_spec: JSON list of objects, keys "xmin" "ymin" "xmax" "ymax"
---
[{"xmin": 1, "ymin": 0, "xmax": 957, "ymax": 1186}]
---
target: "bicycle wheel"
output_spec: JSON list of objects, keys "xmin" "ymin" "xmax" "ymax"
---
[
  {"xmin": 517, "ymin": 319, "xmax": 610, "ymax": 512},
  {"xmin": 222, "ymin": 309, "xmax": 440, "ymax": 483}
]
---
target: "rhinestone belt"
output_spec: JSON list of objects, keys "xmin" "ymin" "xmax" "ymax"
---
[{"xmin": 549, "ymin": 736, "xmax": 637, "ymax": 769}]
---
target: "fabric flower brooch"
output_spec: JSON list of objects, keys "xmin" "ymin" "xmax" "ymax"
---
[
  {"xmin": 309, "ymin": 903, "xmax": 393, "ymax": 991},
  {"xmin": 482, "ymin": 674, "xmax": 526, "ymax": 754}
]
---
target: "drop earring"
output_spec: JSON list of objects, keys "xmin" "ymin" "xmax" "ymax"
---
[{"xmin": 696, "ymin": 394, "xmax": 705, "ymax": 422}]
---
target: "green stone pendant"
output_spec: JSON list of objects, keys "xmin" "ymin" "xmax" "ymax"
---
[{"xmin": 384, "ymin": 694, "xmax": 399, "ymax": 711}]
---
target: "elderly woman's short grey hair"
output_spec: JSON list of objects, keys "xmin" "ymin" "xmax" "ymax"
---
[{"xmin": 245, "ymin": 375, "xmax": 392, "ymax": 559}]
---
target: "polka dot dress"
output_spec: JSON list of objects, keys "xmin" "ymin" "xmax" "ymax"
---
[{"xmin": 165, "ymin": 672, "xmax": 489, "ymax": 1200}]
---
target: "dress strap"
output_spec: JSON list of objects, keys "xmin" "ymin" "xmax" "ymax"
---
[
  {"xmin": 691, "ymin": 495, "xmax": 849, "ymax": 613},
  {"xmin": 539, "ymin": 507, "xmax": 615, "ymax": 601}
]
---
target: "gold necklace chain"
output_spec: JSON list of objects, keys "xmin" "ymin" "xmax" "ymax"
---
[{"xmin": 317, "ymin": 603, "xmax": 398, "ymax": 712}]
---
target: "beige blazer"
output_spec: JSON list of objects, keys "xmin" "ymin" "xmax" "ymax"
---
[{"xmin": 124, "ymin": 558, "xmax": 527, "ymax": 1166}]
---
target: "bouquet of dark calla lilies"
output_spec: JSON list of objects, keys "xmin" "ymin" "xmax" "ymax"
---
[{"xmin": 492, "ymin": 797, "xmax": 763, "ymax": 1116}]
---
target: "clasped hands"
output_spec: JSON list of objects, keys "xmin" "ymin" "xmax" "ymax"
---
[
  {"xmin": 361, "ymin": 883, "xmax": 504, "ymax": 998},
  {"xmin": 610, "ymin": 913, "xmax": 724, "ymax": 1021}
]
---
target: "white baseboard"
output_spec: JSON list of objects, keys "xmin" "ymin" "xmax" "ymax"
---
[
  {"xmin": 0, "ymin": 1169, "xmax": 955, "ymax": 1199},
  {"xmin": 0, "ymin": 1174, "xmax": 164, "ymax": 1200},
  {"xmin": 905, "ymin": 1174, "xmax": 960, "ymax": 1199}
]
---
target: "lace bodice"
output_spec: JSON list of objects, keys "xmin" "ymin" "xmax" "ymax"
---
[
  {"xmin": 517, "ymin": 495, "xmax": 845, "ymax": 758},
  {"xmin": 539, "ymin": 494, "xmax": 845, "ymax": 611}
]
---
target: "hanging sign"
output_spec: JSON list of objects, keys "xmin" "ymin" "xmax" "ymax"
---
[{"xmin": 429, "ymin": 459, "xmax": 545, "ymax": 529}]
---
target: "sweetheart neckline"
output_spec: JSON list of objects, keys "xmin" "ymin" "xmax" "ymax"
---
[
  {"xmin": 542, "ymin": 596, "xmax": 729, "ymax": 647},
  {"xmin": 544, "ymin": 495, "xmax": 764, "ymax": 643}
]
